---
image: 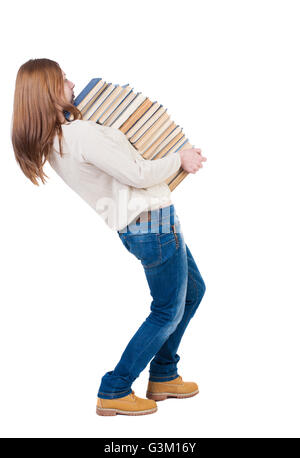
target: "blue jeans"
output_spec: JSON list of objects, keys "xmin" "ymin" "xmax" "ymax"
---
[{"xmin": 97, "ymin": 204, "xmax": 206, "ymax": 399}]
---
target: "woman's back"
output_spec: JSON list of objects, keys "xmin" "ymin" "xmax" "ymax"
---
[{"xmin": 48, "ymin": 119, "xmax": 181, "ymax": 231}]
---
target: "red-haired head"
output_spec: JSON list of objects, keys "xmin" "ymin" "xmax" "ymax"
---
[{"xmin": 11, "ymin": 58, "xmax": 82, "ymax": 185}]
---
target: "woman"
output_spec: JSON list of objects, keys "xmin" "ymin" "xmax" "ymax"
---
[{"xmin": 11, "ymin": 58, "xmax": 207, "ymax": 417}]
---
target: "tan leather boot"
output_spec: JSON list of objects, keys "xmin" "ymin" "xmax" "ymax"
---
[
  {"xmin": 146, "ymin": 375, "xmax": 199, "ymax": 401},
  {"xmin": 96, "ymin": 390, "xmax": 157, "ymax": 416}
]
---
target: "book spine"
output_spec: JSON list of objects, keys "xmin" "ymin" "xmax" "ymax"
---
[{"xmin": 74, "ymin": 78, "xmax": 101, "ymax": 107}]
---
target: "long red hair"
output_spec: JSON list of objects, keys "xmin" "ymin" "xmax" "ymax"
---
[{"xmin": 11, "ymin": 58, "xmax": 82, "ymax": 185}]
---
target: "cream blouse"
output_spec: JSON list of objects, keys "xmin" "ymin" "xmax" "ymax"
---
[{"xmin": 48, "ymin": 119, "xmax": 182, "ymax": 231}]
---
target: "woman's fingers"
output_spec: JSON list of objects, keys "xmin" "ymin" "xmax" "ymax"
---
[
  {"xmin": 194, "ymin": 148, "xmax": 207, "ymax": 161},
  {"xmin": 196, "ymin": 156, "xmax": 206, "ymax": 165}
]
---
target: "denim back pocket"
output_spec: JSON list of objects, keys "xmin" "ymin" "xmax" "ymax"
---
[
  {"xmin": 119, "ymin": 232, "xmax": 162, "ymax": 269},
  {"xmin": 158, "ymin": 224, "xmax": 180, "ymax": 264}
]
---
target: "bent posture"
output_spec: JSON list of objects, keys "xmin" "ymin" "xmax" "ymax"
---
[{"xmin": 11, "ymin": 58, "xmax": 207, "ymax": 416}]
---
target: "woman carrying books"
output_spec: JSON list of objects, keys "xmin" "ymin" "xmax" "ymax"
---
[{"xmin": 11, "ymin": 58, "xmax": 207, "ymax": 417}]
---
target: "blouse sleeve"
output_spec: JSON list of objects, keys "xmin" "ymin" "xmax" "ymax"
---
[{"xmin": 77, "ymin": 121, "xmax": 181, "ymax": 189}]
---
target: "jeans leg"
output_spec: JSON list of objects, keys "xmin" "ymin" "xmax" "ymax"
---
[
  {"xmin": 98, "ymin": 229, "xmax": 188, "ymax": 399},
  {"xmin": 149, "ymin": 242, "xmax": 206, "ymax": 382}
]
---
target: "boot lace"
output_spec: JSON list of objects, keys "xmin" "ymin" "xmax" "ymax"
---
[{"xmin": 130, "ymin": 390, "xmax": 138, "ymax": 401}]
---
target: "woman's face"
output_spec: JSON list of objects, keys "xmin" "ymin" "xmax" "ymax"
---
[{"xmin": 61, "ymin": 70, "xmax": 75, "ymax": 104}]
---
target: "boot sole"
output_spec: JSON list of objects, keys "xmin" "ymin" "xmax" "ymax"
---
[
  {"xmin": 96, "ymin": 406, "xmax": 158, "ymax": 416},
  {"xmin": 146, "ymin": 389, "xmax": 199, "ymax": 401}
]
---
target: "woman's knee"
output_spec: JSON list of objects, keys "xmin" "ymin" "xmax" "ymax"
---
[
  {"xmin": 162, "ymin": 300, "xmax": 186, "ymax": 334},
  {"xmin": 195, "ymin": 276, "xmax": 206, "ymax": 311},
  {"xmin": 154, "ymin": 299, "xmax": 185, "ymax": 332},
  {"xmin": 199, "ymin": 276, "xmax": 206, "ymax": 301},
  {"xmin": 190, "ymin": 270, "xmax": 206, "ymax": 302},
  {"xmin": 189, "ymin": 274, "xmax": 206, "ymax": 316}
]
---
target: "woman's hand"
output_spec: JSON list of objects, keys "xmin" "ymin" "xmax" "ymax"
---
[{"xmin": 179, "ymin": 148, "xmax": 207, "ymax": 174}]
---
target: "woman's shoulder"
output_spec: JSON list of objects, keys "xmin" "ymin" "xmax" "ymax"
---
[
  {"xmin": 62, "ymin": 119, "xmax": 116, "ymax": 133},
  {"xmin": 62, "ymin": 119, "xmax": 124, "ymax": 142},
  {"xmin": 62, "ymin": 118, "xmax": 94, "ymax": 131}
]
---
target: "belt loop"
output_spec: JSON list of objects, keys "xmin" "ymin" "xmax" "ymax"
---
[
  {"xmin": 161, "ymin": 205, "xmax": 171, "ymax": 233},
  {"xmin": 171, "ymin": 224, "xmax": 179, "ymax": 247}
]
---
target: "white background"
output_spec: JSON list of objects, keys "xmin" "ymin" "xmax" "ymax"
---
[{"xmin": 1, "ymin": 0, "xmax": 299, "ymax": 438}]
